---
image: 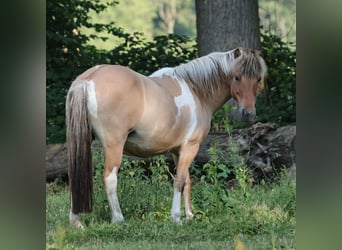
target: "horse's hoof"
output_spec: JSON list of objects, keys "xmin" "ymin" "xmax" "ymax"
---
[
  {"xmin": 70, "ymin": 211, "xmax": 84, "ymax": 229},
  {"xmin": 111, "ymin": 214, "xmax": 124, "ymax": 223},
  {"xmin": 171, "ymin": 213, "xmax": 183, "ymax": 224},
  {"xmin": 70, "ymin": 220, "xmax": 84, "ymax": 229},
  {"xmin": 186, "ymin": 212, "xmax": 194, "ymax": 220}
]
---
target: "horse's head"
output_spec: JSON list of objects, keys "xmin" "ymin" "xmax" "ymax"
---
[{"xmin": 229, "ymin": 48, "xmax": 267, "ymax": 122}]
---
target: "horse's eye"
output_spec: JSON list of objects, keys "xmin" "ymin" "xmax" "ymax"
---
[
  {"xmin": 234, "ymin": 76, "xmax": 241, "ymax": 82},
  {"xmin": 257, "ymin": 78, "xmax": 262, "ymax": 83}
]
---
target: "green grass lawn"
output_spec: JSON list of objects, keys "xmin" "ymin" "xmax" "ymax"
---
[{"xmin": 46, "ymin": 163, "xmax": 295, "ymax": 249}]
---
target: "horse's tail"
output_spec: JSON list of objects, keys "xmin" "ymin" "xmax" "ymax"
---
[{"xmin": 66, "ymin": 82, "xmax": 93, "ymax": 213}]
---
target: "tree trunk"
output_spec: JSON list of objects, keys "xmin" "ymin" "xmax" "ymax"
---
[
  {"xmin": 158, "ymin": 0, "xmax": 177, "ymax": 34},
  {"xmin": 46, "ymin": 123, "xmax": 296, "ymax": 182},
  {"xmin": 195, "ymin": 0, "xmax": 261, "ymax": 56}
]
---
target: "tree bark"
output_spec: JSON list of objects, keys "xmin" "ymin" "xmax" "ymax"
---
[
  {"xmin": 195, "ymin": 0, "xmax": 261, "ymax": 56},
  {"xmin": 46, "ymin": 123, "xmax": 296, "ymax": 182}
]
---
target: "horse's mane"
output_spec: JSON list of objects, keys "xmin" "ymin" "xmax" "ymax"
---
[{"xmin": 173, "ymin": 47, "xmax": 267, "ymax": 98}]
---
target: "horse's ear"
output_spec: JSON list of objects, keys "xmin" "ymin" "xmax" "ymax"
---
[
  {"xmin": 233, "ymin": 48, "xmax": 241, "ymax": 58},
  {"xmin": 255, "ymin": 50, "xmax": 262, "ymax": 56}
]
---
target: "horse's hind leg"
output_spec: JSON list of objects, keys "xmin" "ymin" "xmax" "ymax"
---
[
  {"xmin": 69, "ymin": 204, "xmax": 84, "ymax": 229},
  {"xmin": 103, "ymin": 144, "xmax": 125, "ymax": 223}
]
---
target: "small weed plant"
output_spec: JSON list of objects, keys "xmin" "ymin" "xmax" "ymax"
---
[{"xmin": 202, "ymin": 139, "xmax": 232, "ymax": 186}]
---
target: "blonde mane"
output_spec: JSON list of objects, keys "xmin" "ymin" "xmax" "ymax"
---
[{"xmin": 173, "ymin": 48, "xmax": 267, "ymax": 98}]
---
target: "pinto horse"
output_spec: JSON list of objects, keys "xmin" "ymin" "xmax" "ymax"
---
[{"xmin": 66, "ymin": 47, "xmax": 267, "ymax": 228}]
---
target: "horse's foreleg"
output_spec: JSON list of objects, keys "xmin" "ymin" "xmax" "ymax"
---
[
  {"xmin": 171, "ymin": 153, "xmax": 181, "ymax": 223},
  {"xmin": 171, "ymin": 143, "xmax": 199, "ymax": 223},
  {"xmin": 103, "ymin": 146, "xmax": 124, "ymax": 223},
  {"xmin": 183, "ymin": 174, "xmax": 193, "ymax": 220}
]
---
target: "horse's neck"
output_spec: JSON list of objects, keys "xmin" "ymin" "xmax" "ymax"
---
[{"xmin": 206, "ymin": 88, "xmax": 232, "ymax": 114}]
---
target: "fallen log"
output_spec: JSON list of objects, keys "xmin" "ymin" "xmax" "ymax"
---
[
  {"xmin": 46, "ymin": 122, "xmax": 296, "ymax": 182},
  {"xmin": 46, "ymin": 143, "xmax": 68, "ymax": 181}
]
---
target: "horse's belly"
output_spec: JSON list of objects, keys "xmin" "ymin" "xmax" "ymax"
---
[{"xmin": 123, "ymin": 133, "xmax": 178, "ymax": 157}]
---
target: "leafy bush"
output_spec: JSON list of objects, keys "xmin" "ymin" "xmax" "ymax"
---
[
  {"xmin": 108, "ymin": 33, "xmax": 197, "ymax": 76},
  {"xmin": 256, "ymin": 31, "xmax": 296, "ymax": 125}
]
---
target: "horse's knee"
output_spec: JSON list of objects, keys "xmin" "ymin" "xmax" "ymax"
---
[
  {"xmin": 174, "ymin": 175, "xmax": 186, "ymax": 192},
  {"xmin": 185, "ymin": 177, "xmax": 192, "ymax": 188}
]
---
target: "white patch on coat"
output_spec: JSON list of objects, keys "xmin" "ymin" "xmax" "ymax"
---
[
  {"xmin": 149, "ymin": 67, "xmax": 174, "ymax": 77},
  {"xmin": 150, "ymin": 67, "xmax": 198, "ymax": 143},
  {"xmin": 105, "ymin": 167, "xmax": 124, "ymax": 222},
  {"xmin": 86, "ymin": 80, "xmax": 106, "ymax": 143},
  {"xmin": 171, "ymin": 189, "xmax": 182, "ymax": 223},
  {"xmin": 174, "ymin": 77, "xmax": 197, "ymax": 142},
  {"xmin": 87, "ymin": 80, "xmax": 98, "ymax": 119}
]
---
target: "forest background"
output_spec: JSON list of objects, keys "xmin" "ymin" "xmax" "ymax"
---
[{"xmin": 84, "ymin": 0, "xmax": 296, "ymax": 50}]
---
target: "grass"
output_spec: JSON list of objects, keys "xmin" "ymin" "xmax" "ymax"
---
[
  {"xmin": 46, "ymin": 151, "xmax": 296, "ymax": 249},
  {"xmin": 46, "ymin": 175, "xmax": 295, "ymax": 249}
]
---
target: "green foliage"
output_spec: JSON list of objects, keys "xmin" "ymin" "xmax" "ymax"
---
[
  {"xmin": 201, "ymin": 119, "xmax": 251, "ymax": 193},
  {"xmin": 234, "ymin": 166, "xmax": 250, "ymax": 195},
  {"xmin": 202, "ymin": 140, "xmax": 232, "ymax": 186},
  {"xmin": 55, "ymin": 221, "xmax": 66, "ymax": 250},
  {"xmin": 86, "ymin": 0, "xmax": 294, "ymax": 48},
  {"xmin": 83, "ymin": 0, "xmax": 157, "ymax": 48},
  {"xmin": 108, "ymin": 33, "xmax": 197, "ymax": 76},
  {"xmin": 83, "ymin": 0, "xmax": 197, "ymax": 50},
  {"xmin": 211, "ymin": 103, "xmax": 235, "ymax": 132},
  {"xmin": 46, "ymin": 166, "xmax": 295, "ymax": 249},
  {"xmin": 256, "ymin": 31, "xmax": 296, "ymax": 125},
  {"xmin": 259, "ymin": 0, "xmax": 296, "ymax": 43}
]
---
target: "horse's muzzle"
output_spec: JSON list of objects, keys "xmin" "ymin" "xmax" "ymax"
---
[{"xmin": 241, "ymin": 108, "xmax": 256, "ymax": 122}]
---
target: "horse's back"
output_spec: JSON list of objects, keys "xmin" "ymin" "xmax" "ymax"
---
[
  {"xmin": 76, "ymin": 65, "xmax": 142, "ymax": 88},
  {"xmin": 74, "ymin": 65, "xmax": 147, "ymax": 145}
]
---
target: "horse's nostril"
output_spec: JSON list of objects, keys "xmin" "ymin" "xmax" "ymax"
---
[{"xmin": 242, "ymin": 109, "xmax": 255, "ymax": 121}]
